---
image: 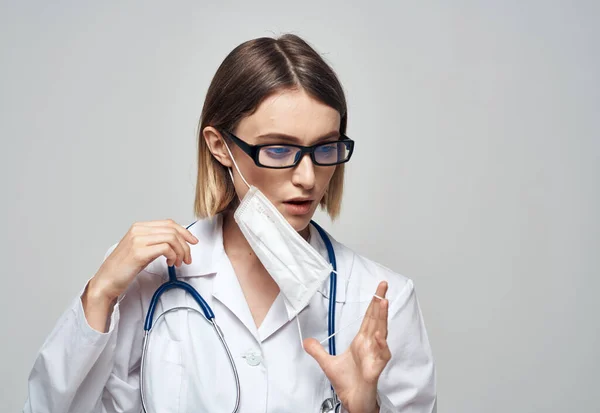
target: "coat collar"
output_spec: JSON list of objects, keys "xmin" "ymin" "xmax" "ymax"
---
[
  {"xmin": 143, "ymin": 214, "xmax": 225, "ymax": 279},
  {"xmin": 143, "ymin": 214, "xmax": 352, "ymax": 304},
  {"xmin": 142, "ymin": 213, "xmax": 354, "ymax": 342}
]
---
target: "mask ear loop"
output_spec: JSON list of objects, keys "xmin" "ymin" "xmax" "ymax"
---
[
  {"xmin": 222, "ymin": 137, "xmax": 250, "ymax": 189},
  {"xmin": 318, "ymin": 293, "xmax": 385, "ymax": 346},
  {"xmin": 296, "ymin": 315, "xmax": 304, "ymax": 349},
  {"xmin": 222, "ymin": 133, "xmax": 384, "ymax": 350}
]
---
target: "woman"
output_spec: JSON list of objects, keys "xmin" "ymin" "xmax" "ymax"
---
[{"xmin": 24, "ymin": 34, "xmax": 436, "ymax": 413}]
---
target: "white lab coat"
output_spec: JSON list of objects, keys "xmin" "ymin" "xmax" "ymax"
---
[{"xmin": 24, "ymin": 214, "xmax": 436, "ymax": 413}]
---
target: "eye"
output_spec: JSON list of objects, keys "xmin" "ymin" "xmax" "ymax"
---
[
  {"xmin": 263, "ymin": 146, "xmax": 293, "ymax": 158},
  {"xmin": 316, "ymin": 144, "xmax": 337, "ymax": 155}
]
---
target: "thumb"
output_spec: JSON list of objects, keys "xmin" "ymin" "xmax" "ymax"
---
[{"xmin": 303, "ymin": 338, "xmax": 331, "ymax": 368}]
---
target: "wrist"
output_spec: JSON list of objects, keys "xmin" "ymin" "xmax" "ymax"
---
[
  {"xmin": 347, "ymin": 405, "xmax": 378, "ymax": 413},
  {"xmin": 343, "ymin": 391, "xmax": 379, "ymax": 413},
  {"xmin": 81, "ymin": 276, "xmax": 118, "ymax": 333},
  {"xmin": 86, "ymin": 276, "xmax": 118, "ymax": 306},
  {"xmin": 366, "ymin": 402, "xmax": 379, "ymax": 413},
  {"xmin": 364, "ymin": 403, "xmax": 379, "ymax": 413}
]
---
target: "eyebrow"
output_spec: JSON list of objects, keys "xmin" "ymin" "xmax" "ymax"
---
[{"xmin": 256, "ymin": 131, "xmax": 340, "ymax": 145}]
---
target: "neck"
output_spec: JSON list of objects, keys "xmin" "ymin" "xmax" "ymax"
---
[{"xmin": 222, "ymin": 209, "xmax": 260, "ymax": 264}]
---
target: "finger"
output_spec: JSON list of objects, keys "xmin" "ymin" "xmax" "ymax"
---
[
  {"xmin": 303, "ymin": 338, "xmax": 332, "ymax": 369},
  {"xmin": 368, "ymin": 281, "xmax": 388, "ymax": 317},
  {"xmin": 139, "ymin": 219, "xmax": 199, "ymax": 245},
  {"xmin": 138, "ymin": 243, "xmax": 177, "ymax": 267},
  {"xmin": 371, "ymin": 281, "xmax": 389, "ymax": 333},
  {"xmin": 145, "ymin": 227, "xmax": 192, "ymax": 265},
  {"xmin": 374, "ymin": 330, "xmax": 384, "ymax": 349},
  {"xmin": 378, "ymin": 298, "xmax": 389, "ymax": 340},
  {"xmin": 375, "ymin": 280, "xmax": 388, "ymax": 300},
  {"xmin": 136, "ymin": 232, "xmax": 186, "ymax": 267},
  {"xmin": 359, "ymin": 303, "xmax": 375, "ymax": 336},
  {"xmin": 159, "ymin": 223, "xmax": 197, "ymax": 265},
  {"xmin": 131, "ymin": 223, "xmax": 196, "ymax": 263},
  {"xmin": 376, "ymin": 282, "xmax": 389, "ymax": 337},
  {"xmin": 368, "ymin": 295, "xmax": 381, "ymax": 337},
  {"xmin": 154, "ymin": 231, "xmax": 186, "ymax": 266},
  {"xmin": 374, "ymin": 330, "xmax": 391, "ymax": 361},
  {"xmin": 359, "ymin": 290, "xmax": 379, "ymax": 335},
  {"xmin": 170, "ymin": 228, "xmax": 192, "ymax": 265},
  {"xmin": 166, "ymin": 220, "xmax": 200, "ymax": 247},
  {"xmin": 362, "ymin": 281, "xmax": 388, "ymax": 336}
]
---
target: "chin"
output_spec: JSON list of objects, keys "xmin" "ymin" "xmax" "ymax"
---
[{"xmin": 284, "ymin": 213, "xmax": 314, "ymax": 233}]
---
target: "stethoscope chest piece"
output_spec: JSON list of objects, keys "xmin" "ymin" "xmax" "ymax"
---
[{"xmin": 320, "ymin": 397, "xmax": 341, "ymax": 413}]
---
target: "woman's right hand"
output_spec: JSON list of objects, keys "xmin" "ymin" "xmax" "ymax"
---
[{"xmin": 87, "ymin": 219, "xmax": 199, "ymax": 303}]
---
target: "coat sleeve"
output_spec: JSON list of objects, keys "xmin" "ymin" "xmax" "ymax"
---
[
  {"xmin": 376, "ymin": 279, "xmax": 437, "ymax": 413},
  {"xmin": 23, "ymin": 245, "xmax": 145, "ymax": 413}
]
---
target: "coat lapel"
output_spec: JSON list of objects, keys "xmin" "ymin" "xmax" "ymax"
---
[{"xmin": 212, "ymin": 253, "xmax": 260, "ymax": 342}]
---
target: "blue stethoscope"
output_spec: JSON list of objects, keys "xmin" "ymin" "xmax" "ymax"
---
[{"xmin": 139, "ymin": 220, "xmax": 341, "ymax": 413}]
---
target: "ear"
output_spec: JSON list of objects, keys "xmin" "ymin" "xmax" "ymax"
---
[{"xmin": 203, "ymin": 126, "xmax": 233, "ymax": 168}]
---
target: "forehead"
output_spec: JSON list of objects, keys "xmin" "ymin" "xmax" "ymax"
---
[{"xmin": 235, "ymin": 88, "xmax": 341, "ymax": 143}]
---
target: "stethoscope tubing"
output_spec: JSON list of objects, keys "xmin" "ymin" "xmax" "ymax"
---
[
  {"xmin": 140, "ymin": 307, "xmax": 241, "ymax": 413},
  {"xmin": 140, "ymin": 220, "xmax": 338, "ymax": 413}
]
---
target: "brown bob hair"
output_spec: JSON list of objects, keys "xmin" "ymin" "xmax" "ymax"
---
[{"xmin": 194, "ymin": 34, "xmax": 348, "ymax": 219}]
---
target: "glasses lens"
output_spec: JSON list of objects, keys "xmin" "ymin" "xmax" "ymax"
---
[
  {"xmin": 258, "ymin": 145, "xmax": 302, "ymax": 167},
  {"xmin": 314, "ymin": 141, "xmax": 351, "ymax": 165}
]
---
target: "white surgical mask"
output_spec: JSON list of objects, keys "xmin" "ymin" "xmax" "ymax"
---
[{"xmin": 223, "ymin": 142, "xmax": 333, "ymax": 320}]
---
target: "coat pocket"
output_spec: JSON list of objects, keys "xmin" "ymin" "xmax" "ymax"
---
[{"xmin": 142, "ymin": 338, "xmax": 184, "ymax": 413}]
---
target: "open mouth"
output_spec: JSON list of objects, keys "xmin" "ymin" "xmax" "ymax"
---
[
  {"xmin": 283, "ymin": 199, "xmax": 314, "ymax": 215},
  {"xmin": 285, "ymin": 200, "xmax": 312, "ymax": 206}
]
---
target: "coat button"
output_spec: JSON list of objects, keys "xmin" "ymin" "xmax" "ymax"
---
[{"xmin": 243, "ymin": 352, "xmax": 262, "ymax": 366}]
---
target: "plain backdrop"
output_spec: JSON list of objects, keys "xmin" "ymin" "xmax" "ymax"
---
[{"xmin": 1, "ymin": 1, "xmax": 598, "ymax": 412}]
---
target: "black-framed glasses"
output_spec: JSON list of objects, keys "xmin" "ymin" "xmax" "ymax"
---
[{"xmin": 220, "ymin": 130, "xmax": 355, "ymax": 169}]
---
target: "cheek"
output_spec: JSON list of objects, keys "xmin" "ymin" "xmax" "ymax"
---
[
  {"xmin": 237, "ymin": 159, "xmax": 287, "ymax": 198},
  {"xmin": 232, "ymin": 148, "xmax": 263, "ymax": 184},
  {"xmin": 229, "ymin": 151, "xmax": 257, "ymax": 197},
  {"xmin": 318, "ymin": 166, "xmax": 337, "ymax": 190}
]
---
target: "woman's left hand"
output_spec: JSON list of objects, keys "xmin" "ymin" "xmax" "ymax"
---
[{"xmin": 304, "ymin": 281, "xmax": 390, "ymax": 413}]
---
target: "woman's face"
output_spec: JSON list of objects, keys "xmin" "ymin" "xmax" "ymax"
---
[{"xmin": 222, "ymin": 88, "xmax": 341, "ymax": 234}]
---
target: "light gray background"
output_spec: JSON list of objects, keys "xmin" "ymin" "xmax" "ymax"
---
[{"xmin": 1, "ymin": 1, "xmax": 598, "ymax": 412}]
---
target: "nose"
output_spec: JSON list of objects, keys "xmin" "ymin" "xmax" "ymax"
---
[{"xmin": 291, "ymin": 153, "xmax": 316, "ymax": 190}]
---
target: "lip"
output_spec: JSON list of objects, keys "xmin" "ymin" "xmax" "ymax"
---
[
  {"xmin": 285, "ymin": 197, "xmax": 314, "ymax": 203},
  {"xmin": 283, "ymin": 198, "xmax": 314, "ymax": 215}
]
